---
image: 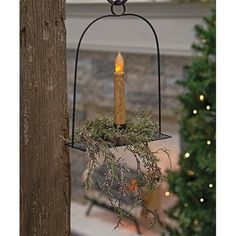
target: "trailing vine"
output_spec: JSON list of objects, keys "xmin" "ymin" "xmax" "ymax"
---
[{"xmin": 74, "ymin": 112, "xmax": 170, "ymax": 228}]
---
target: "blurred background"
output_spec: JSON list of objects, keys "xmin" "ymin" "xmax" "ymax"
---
[{"xmin": 66, "ymin": 0, "xmax": 211, "ymax": 235}]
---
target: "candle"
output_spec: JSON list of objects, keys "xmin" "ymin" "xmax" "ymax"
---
[{"xmin": 114, "ymin": 52, "xmax": 126, "ymax": 129}]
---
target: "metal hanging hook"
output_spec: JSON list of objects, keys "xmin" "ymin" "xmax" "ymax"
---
[
  {"xmin": 107, "ymin": 0, "xmax": 128, "ymax": 5},
  {"xmin": 111, "ymin": 3, "xmax": 126, "ymax": 15},
  {"xmin": 108, "ymin": 0, "xmax": 127, "ymax": 15}
]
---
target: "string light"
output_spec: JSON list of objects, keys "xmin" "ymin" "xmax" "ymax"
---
[
  {"xmin": 194, "ymin": 219, "xmax": 199, "ymax": 225},
  {"xmin": 202, "ymin": 38, "xmax": 207, "ymax": 43},
  {"xmin": 206, "ymin": 105, "xmax": 211, "ymax": 110},
  {"xmin": 207, "ymin": 140, "xmax": 211, "ymax": 145},
  {"xmin": 187, "ymin": 170, "xmax": 195, "ymax": 176},
  {"xmin": 165, "ymin": 191, "xmax": 170, "ymax": 197},
  {"xmin": 184, "ymin": 203, "xmax": 188, "ymax": 208},
  {"xmin": 209, "ymin": 184, "xmax": 213, "ymax": 188},
  {"xmin": 184, "ymin": 152, "xmax": 190, "ymax": 159},
  {"xmin": 199, "ymin": 95, "xmax": 205, "ymax": 101},
  {"xmin": 200, "ymin": 198, "xmax": 204, "ymax": 203},
  {"xmin": 193, "ymin": 109, "xmax": 198, "ymax": 115}
]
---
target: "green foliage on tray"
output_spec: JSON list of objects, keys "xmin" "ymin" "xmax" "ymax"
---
[{"xmin": 74, "ymin": 112, "xmax": 170, "ymax": 228}]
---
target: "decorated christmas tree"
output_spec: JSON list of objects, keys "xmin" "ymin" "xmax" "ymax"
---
[{"xmin": 165, "ymin": 9, "xmax": 216, "ymax": 236}]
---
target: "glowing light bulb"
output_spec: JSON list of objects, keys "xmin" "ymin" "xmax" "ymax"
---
[
  {"xmin": 193, "ymin": 109, "xmax": 198, "ymax": 115},
  {"xmin": 209, "ymin": 184, "xmax": 213, "ymax": 188},
  {"xmin": 194, "ymin": 219, "xmax": 199, "ymax": 225},
  {"xmin": 207, "ymin": 140, "xmax": 211, "ymax": 145},
  {"xmin": 187, "ymin": 170, "xmax": 195, "ymax": 176},
  {"xmin": 165, "ymin": 191, "xmax": 170, "ymax": 197},
  {"xmin": 184, "ymin": 203, "xmax": 188, "ymax": 208},
  {"xmin": 206, "ymin": 105, "xmax": 211, "ymax": 110},
  {"xmin": 115, "ymin": 52, "xmax": 124, "ymax": 73},
  {"xmin": 200, "ymin": 198, "xmax": 204, "ymax": 203},
  {"xmin": 199, "ymin": 95, "xmax": 205, "ymax": 101},
  {"xmin": 184, "ymin": 152, "xmax": 190, "ymax": 159}
]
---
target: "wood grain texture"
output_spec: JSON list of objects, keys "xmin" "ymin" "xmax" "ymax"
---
[{"xmin": 20, "ymin": 0, "xmax": 70, "ymax": 235}]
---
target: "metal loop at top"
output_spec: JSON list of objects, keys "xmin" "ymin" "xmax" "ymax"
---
[
  {"xmin": 107, "ymin": 0, "xmax": 128, "ymax": 5},
  {"xmin": 111, "ymin": 3, "xmax": 126, "ymax": 16}
]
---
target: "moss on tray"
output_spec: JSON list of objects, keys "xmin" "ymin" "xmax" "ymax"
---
[{"xmin": 74, "ymin": 112, "xmax": 170, "ymax": 228}]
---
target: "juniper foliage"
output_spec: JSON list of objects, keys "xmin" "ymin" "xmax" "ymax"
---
[{"xmin": 75, "ymin": 112, "xmax": 170, "ymax": 228}]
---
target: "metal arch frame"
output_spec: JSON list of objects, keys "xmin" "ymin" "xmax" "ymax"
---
[
  {"xmin": 107, "ymin": 0, "xmax": 128, "ymax": 5},
  {"xmin": 71, "ymin": 7, "xmax": 163, "ymax": 147}
]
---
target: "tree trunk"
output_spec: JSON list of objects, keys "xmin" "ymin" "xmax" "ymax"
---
[{"xmin": 20, "ymin": 0, "xmax": 70, "ymax": 235}]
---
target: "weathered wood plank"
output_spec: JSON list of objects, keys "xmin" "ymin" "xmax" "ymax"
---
[{"xmin": 20, "ymin": 0, "xmax": 70, "ymax": 235}]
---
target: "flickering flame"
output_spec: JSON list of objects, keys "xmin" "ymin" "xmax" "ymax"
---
[{"xmin": 115, "ymin": 52, "xmax": 124, "ymax": 73}]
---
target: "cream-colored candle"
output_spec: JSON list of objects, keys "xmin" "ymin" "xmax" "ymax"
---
[{"xmin": 114, "ymin": 52, "xmax": 126, "ymax": 128}]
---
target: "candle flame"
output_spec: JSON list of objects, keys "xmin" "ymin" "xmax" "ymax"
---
[{"xmin": 115, "ymin": 52, "xmax": 124, "ymax": 73}]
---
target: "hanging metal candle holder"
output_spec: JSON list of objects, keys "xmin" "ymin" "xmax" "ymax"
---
[{"xmin": 66, "ymin": 0, "xmax": 171, "ymax": 151}]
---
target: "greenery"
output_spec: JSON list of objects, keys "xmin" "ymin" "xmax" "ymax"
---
[
  {"xmin": 164, "ymin": 9, "xmax": 216, "ymax": 236},
  {"xmin": 74, "ymin": 112, "xmax": 170, "ymax": 228}
]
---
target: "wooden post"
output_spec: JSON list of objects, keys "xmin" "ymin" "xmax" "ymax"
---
[{"xmin": 20, "ymin": 0, "xmax": 70, "ymax": 235}]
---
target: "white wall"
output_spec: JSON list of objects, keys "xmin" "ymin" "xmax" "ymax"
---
[{"xmin": 66, "ymin": 2, "xmax": 210, "ymax": 56}]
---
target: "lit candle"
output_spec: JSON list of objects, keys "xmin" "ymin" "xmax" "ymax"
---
[{"xmin": 114, "ymin": 52, "xmax": 126, "ymax": 129}]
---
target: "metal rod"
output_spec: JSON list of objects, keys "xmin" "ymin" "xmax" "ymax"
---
[
  {"xmin": 71, "ymin": 15, "xmax": 114, "ymax": 146},
  {"xmin": 71, "ymin": 13, "xmax": 162, "ymax": 145},
  {"xmin": 107, "ymin": 0, "xmax": 128, "ymax": 5}
]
